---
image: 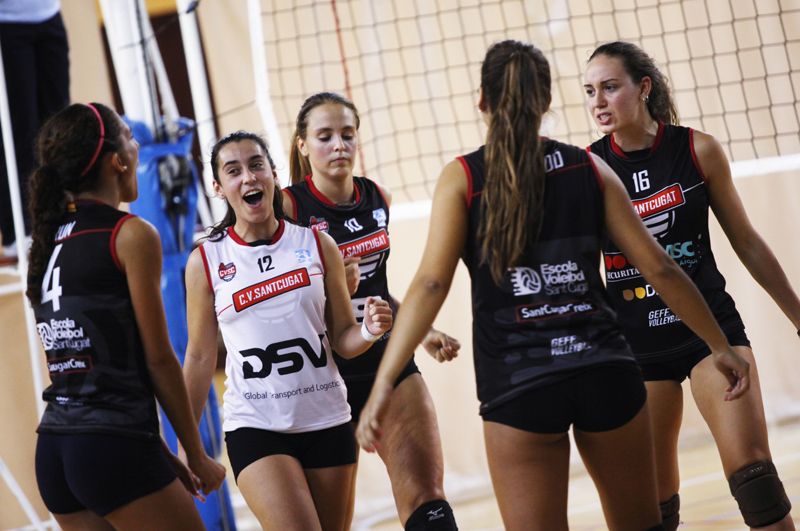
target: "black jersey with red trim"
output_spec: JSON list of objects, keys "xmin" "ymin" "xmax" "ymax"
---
[
  {"xmin": 31, "ymin": 201, "xmax": 159, "ymax": 440},
  {"xmin": 459, "ymin": 141, "xmax": 636, "ymax": 414},
  {"xmin": 589, "ymin": 123, "xmax": 743, "ymax": 359},
  {"xmin": 284, "ymin": 175, "xmax": 392, "ymax": 381}
]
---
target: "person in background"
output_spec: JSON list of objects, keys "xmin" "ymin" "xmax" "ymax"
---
[
  {"xmin": 584, "ymin": 40, "xmax": 798, "ymax": 530},
  {"xmin": 284, "ymin": 92, "xmax": 460, "ymax": 531},
  {"xmin": 357, "ymin": 40, "xmax": 750, "ymax": 531},
  {"xmin": 182, "ymin": 130, "xmax": 392, "ymax": 530},
  {"xmin": 0, "ymin": 0, "xmax": 70, "ymax": 264},
  {"xmin": 27, "ymin": 102, "xmax": 225, "ymax": 530}
]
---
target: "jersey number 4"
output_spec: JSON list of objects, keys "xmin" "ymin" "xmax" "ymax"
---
[{"xmin": 41, "ymin": 244, "xmax": 64, "ymax": 312}]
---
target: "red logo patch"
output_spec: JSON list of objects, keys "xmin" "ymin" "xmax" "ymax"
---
[
  {"xmin": 233, "ymin": 268, "xmax": 310, "ymax": 312},
  {"xmin": 632, "ymin": 184, "xmax": 685, "ymax": 218},
  {"xmin": 338, "ymin": 229, "xmax": 390, "ymax": 258},
  {"xmin": 218, "ymin": 262, "xmax": 236, "ymax": 281},
  {"xmin": 309, "ymin": 216, "xmax": 329, "ymax": 233}
]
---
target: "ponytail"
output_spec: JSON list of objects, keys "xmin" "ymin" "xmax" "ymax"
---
[
  {"xmin": 479, "ymin": 41, "xmax": 552, "ymax": 285},
  {"xmin": 26, "ymin": 103, "xmax": 121, "ymax": 304},
  {"xmin": 288, "ymin": 130, "xmax": 312, "ymax": 185}
]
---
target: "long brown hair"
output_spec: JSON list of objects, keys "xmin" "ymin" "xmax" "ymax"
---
[
  {"xmin": 589, "ymin": 41, "xmax": 678, "ymax": 125},
  {"xmin": 206, "ymin": 131, "xmax": 283, "ymax": 241},
  {"xmin": 27, "ymin": 103, "xmax": 121, "ymax": 304},
  {"xmin": 479, "ymin": 40, "xmax": 552, "ymax": 285},
  {"xmin": 288, "ymin": 92, "xmax": 361, "ymax": 185}
]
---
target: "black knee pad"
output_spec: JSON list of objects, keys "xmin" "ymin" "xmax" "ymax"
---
[
  {"xmin": 404, "ymin": 499, "xmax": 458, "ymax": 531},
  {"xmin": 728, "ymin": 460, "xmax": 792, "ymax": 528},
  {"xmin": 659, "ymin": 493, "xmax": 680, "ymax": 531}
]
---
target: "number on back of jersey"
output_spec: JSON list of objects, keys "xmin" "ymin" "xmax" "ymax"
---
[{"xmin": 41, "ymin": 244, "xmax": 64, "ymax": 312}]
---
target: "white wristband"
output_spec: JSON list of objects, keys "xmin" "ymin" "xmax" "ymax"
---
[{"xmin": 361, "ymin": 320, "xmax": 382, "ymax": 343}]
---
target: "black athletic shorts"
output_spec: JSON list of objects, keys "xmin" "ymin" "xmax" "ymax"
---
[
  {"xmin": 482, "ymin": 362, "xmax": 647, "ymax": 434},
  {"xmin": 345, "ymin": 358, "xmax": 420, "ymax": 422},
  {"xmin": 638, "ymin": 327, "xmax": 750, "ymax": 382},
  {"xmin": 225, "ymin": 422, "xmax": 357, "ymax": 482},
  {"xmin": 35, "ymin": 432, "xmax": 176, "ymax": 516}
]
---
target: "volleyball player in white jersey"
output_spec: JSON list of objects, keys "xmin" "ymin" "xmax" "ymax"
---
[{"xmin": 181, "ymin": 131, "xmax": 392, "ymax": 530}]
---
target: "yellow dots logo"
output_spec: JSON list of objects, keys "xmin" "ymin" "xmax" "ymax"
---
[
  {"xmin": 622, "ymin": 289, "xmax": 634, "ymax": 301},
  {"xmin": 635, "ymin": 287, "xmax": 647, "ymax": 299}
]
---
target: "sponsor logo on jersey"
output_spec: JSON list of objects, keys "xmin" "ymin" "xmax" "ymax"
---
[
  {"xmin": 509, "ymin": 260, "xmax": 588, "ymax": 296},
  {"xmin": 295, "ymin": 249, "xmax": 312, "ymax": 264},
  {"xmin": 344, "ymin": 217, "xmax": 364, "ymax": 233},
  {"xmin": 339, "ymin": 230, "xmax": 390, "ymax": 280},
  {"xmin": 665, "ymin": 240, "xmax": 694, "ymax": 259},
  {"xmin": 604, "ymin": 253, "xmax": 641, "ymax": 282},
  {"xmin": 47, "ymin": 355, "xmax": 93, "ymax": 375},
  {"xmin": 632, "ymin": 183, "xmax": 685, "ymax": 219},
  {"xmin": 309, "ymin": 216, "xmax": 329, "ymax": 233},
  {"xmin": 233, "ymin": 268, "xmax": 311, "ymax": 312},
  {"xmin": 621, "ymin": 283, "xmax": 658, "ymax": 302},
  {"xmin": 516, "ymin": 300, "xmax": 597, "ymax": 322},
  {"xmin": 218, "ymin": 262, "xmax": 237, "ymax": 281},
  {"xmin": 648, "ymin": 307, "xmax": 682, "ymax": 327},
  {"xmin": 338, "ymin": 229, "xmax": 390, "ymax": 259},
  {"xmin": 372, "ymin": 208, "xmax": 387, "ymax": 227},
  {"xmin": 36, "ymin": 318, "xmax": 91, "ymax": 352},
  {"xmin": 550, "ymin": 334, "xmax": 591, "ymax": 356}
]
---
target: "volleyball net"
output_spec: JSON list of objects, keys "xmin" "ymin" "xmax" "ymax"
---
[{"xmin": 252, "ymin": 0, "xmax": 800, "ymax": 205}]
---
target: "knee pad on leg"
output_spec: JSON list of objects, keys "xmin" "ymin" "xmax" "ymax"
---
[
  {"xmin": 659, "ymin": 493, "xmax": 680, "ymax": 531},
  {"xmin": 728, "ymin": 460, "xmax": 792, "ymax": 528},
  {"xmin": 404, "ymin": 499, "xmax": 458, "ymax": 531}
]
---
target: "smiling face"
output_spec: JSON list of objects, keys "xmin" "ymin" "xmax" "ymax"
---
[
  {"xmin": 297, "ymin": 103, "xmax": 358, "ymax": 183},
  {"xmin": 583, "ymin": 54, "xmax": 651, "ymax": 135},
  {"xmin": 213, "ymin": 139, "xmax": 277, "ymax": 229}
]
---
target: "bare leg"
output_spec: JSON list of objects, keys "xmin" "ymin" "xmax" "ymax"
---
[
  {"xmin": 104, "ymin": 479, "xmax": 204, "ymax": 531},
  {"xmin": 690, "ymin": 346, "xmax": 794, "ymax": 530},
  {"xmin": 483, "ymin": 421, "xmax": 570, "ymax": 530},
  {"xmin": 305, "ymin": 464, "xmax": 357, "ymax": 531},
  {"xmin": 376, "ymin": 374, "xmax": 447, "ymax": 524},
  {"xmin": 237, "ymin": 455, "xmax": 322, "ymax": 531},
  {"xmin": 574, "ymin": 401, "xmax": 660, "ymax": 530},
  {"xmin": 53, "ymin": 510, "xmax": 115, "ymax": 531},
  {"xmin": 646, "ymin": 379, "xmax": 684, "ymax": 529}
]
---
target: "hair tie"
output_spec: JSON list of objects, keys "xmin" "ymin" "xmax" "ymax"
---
[
  {"xmin": 80, "ymin": 103, "xmax": 106, "ymax": 176},
  {"xmin": 65, "ymin": 190, "xmax": 77, "ymax": 213}
]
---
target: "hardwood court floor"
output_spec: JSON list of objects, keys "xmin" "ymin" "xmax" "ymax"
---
[
  {"xmin": 367, "ymin": 421, "xmax": 800, "ymax": 530},
  {"xmin": 224, "ymin": 412, "xmax": 800, "ymax": 530}
]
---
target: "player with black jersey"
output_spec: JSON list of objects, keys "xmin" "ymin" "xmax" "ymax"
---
[
  {"xmin": 585, "ymin": 41, "xmax": 800, "ymax": 530},
  {"xmin": 26, "ymin": 103, "xmax": 224, "ymax": 530},
  {"xmin": 357, "ymin": 40, "xmax": 750, "ymax": 530},
  {"xmin": 182, "ymin": 131, "xmax": 392, "ymax": 530},
  {"xmin": 284, "ymin": 92, "xmax": 460, "ymax": 531}
]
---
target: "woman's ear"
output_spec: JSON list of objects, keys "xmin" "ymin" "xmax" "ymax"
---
[
  {"xmin": 640, "ymin": 76, "xmax": 652, "ymax": 100},
  {"xmin": 110, "ymin": 152, "xmax": 128, "ymax": 173},
  {"xmin": 212, "ymin": 180, "xmax": 224, "ymax": 199},
  {"xmin": 297, "ymin": 136, "xmax": 309, "ymax": 157}
]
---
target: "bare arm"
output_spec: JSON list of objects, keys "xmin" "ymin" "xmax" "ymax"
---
[
  {"xmin": 318, "ymin": 231, "xmax": 392, "ymax": 357},
  {"xmin": 694, "ymin": 131, "xmax": 800, "ymax": 331},
  {"xmin": 357, "ymin": 160, "xmax": 468, "ymax": 449},
  {"xmin": 594, "ymin": 153, "xmax": 749, "ymax": 397},
  {"xmin": 183, "ymin": 247, "xmax": 221, "ymax": 422},
  {"xmin": 116, "ymin": 219, "xmax": 225, "ymax": 492}
]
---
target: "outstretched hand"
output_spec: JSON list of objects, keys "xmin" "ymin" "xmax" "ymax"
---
[
  {"xmin": 712, "ymin": 349, "xmax": 750, "ymax": 401},
  {"xmin": 355, "ymin": 378, "xmax": 393, "ymax": 453},
  {"xmin": 422, "ymin": 329, "xmax": 461, "ymax": 362}
]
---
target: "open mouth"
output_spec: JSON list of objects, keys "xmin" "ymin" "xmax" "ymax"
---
[{"xmin": 243, "ymin": 190, "xmax": 263, "ymax": 205}]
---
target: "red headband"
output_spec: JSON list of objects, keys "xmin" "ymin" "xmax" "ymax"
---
[{"xmin": 80, "ymin": 103, "xmax": 106, "ymax": 176}]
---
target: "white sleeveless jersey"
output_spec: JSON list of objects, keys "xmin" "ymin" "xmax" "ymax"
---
[{"xmin": 199, "ymin": 220, "xmax": 350, "ymax": 433}]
